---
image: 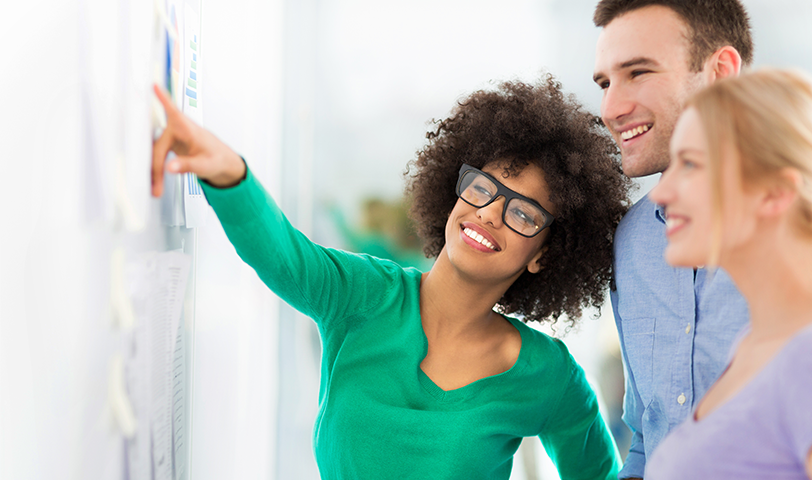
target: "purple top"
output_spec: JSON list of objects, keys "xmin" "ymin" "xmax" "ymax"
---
[{"xmin": 646, "ymin": 323, "xmax": 812, "ymax": 479}]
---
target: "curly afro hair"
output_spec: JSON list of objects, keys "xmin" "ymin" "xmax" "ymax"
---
[{"xmin": 405, "ymin": 74, "xmax": 632, "ymax": 326}]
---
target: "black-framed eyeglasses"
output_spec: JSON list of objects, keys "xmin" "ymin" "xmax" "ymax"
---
[{"xmin": 455, "ymin": 164, "xmax": 554, "ymax": 238}]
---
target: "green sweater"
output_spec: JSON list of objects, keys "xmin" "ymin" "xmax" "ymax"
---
[{"xmin": 201, "ymin": 167, "xmax": 620, "ymax": 480}]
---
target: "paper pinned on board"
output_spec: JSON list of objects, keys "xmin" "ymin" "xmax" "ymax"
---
[
  {"xmin": 181, "ymin": 5, "xmax": 208, "ymax": 228},
  {"xmin": 172, "ymin": 313, "xmax": 188, "ymax": 479},
  {"xmin": 120, "ymin": 248, "xmax": 191, "ymax": 480},
  {"xmin": 182, "ymin": 5, "xmax": 201, "ymax": 124},
  {"xmin": 150, "ymin": 249, "xmax": 191, "ymax": 480},
  {"xmin": 118, "ymin": 0, "xmax": 156, "ymax": 232}
]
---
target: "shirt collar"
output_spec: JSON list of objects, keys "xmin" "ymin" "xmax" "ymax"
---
[{"xmin": 654, "ymin": 198, "xmax": 667, "ymax": 225}]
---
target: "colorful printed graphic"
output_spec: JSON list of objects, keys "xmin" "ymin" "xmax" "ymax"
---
[
  {"xmin": 187, "ymin": 35, "xmax": 198, "ymax": 108},
  {"xmin": 185, "ymin": 173, "xmax": 202, "ymax": 196}
]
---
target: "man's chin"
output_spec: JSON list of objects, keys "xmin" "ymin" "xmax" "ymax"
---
[{"xmin": 621, "ymin": 153, "xmax": 668, "ymax": 178}]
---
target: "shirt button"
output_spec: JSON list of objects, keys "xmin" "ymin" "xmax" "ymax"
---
[
  {"xmin": 685, "ymin": 324, "xmax": 692, "ymax": 334},
  {"xmin": 678, "ymin": 394, "xmax": 686, "ymax": 405}
]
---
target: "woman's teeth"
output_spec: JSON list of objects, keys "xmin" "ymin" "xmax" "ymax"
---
[
  {"xmin": 621, "ymin": 124, "xmax": 651, "ymax": 140},
  {"xmin": 463, "ymin": 227, "xmax": 496, "ymax": 250},
  {"xmin": 666, "ymin": 216, "xmax": 686, "ymax": 230}
]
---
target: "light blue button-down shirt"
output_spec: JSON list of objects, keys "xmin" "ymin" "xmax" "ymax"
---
[{"xmin": 611, "ymin": 194, "xmax": 749, "ymax": 479}]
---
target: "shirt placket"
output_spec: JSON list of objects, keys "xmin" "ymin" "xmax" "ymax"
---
[{"xmin": 669, "ymin": 268, "xmax": 696, "ymax": 427}]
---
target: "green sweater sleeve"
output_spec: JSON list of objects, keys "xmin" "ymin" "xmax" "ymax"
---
[
  {"xmin": 199, "ymin": 167, "xmax": 405, "ymax": 332},
  {"xmin": 539, "ymin": 353, "xmax": 621, "ymax": 480}
]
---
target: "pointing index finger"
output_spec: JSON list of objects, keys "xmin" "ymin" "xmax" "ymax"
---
[{"xmin": 153, "ymin": 84, "xmax": 181, "ymax": 120}]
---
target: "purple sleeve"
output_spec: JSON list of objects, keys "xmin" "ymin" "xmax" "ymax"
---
[{"xmin": 778, "ymin": 332, "xmax": 812, "ymax": 465}]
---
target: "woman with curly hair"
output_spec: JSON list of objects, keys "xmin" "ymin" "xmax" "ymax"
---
[{"xmin": 151, "ymin": 75, "xmax": 630, "ymax": 480}]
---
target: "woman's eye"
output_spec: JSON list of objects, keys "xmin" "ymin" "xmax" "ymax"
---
[
  {"xmin": 474, "ymin": 185, "xmax": 492, "ymax": 197},
  {"xmin": 510, "ymin": 208, "xmax": 533, "ymax": 225}
]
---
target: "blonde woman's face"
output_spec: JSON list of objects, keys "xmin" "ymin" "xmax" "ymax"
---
[
  {"xmin": 649, "ymin": 108, "xmax": 714, "ymax": 267},
  {"xmin": 651, "ymin": 108, "xmax": 760, "ymax": 268}
]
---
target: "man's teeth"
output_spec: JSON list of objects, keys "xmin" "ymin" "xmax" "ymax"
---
[
  {"xmin": 463, "ymin": 227, "xmax": 496, "ymax": 250},
  {"xmin": 620, "ymin": 124, "xmax": 651, "ymax": 140}
]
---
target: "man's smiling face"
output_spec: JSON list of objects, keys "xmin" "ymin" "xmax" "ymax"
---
[{"xmin": 593, "ymin": 5, "xmax": 706, "ymax": 178}]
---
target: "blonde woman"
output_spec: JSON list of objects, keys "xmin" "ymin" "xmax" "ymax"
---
[{"xmin": 646, "ymin": 68, "xmax": 812, "ymax": 479}]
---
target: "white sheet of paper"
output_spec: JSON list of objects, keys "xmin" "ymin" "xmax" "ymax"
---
[
  {"xmin": 121, "ymin": 249, "xmax": 191, "ymax": 480},
  {"xmin": 182, "ymin": 5, "xmax": 202, "ymax": 124},
  {"xmin": 181, "ymin": 5, "xmax": 208, "ymax": 228},
  {"xmin": 119, "ymin": 0, "xmax": 155, "ymax": 231},
  {"xmin": 77, "ymin": 0, "xmax": 119, "ymax": 225},
  {"xmin": 123, "ymin": 253, "xmax": 156, "ymax": 480},
  {"xmin": 172, "ymin": 317, "xmax": 187, "ymax": 479},
  {"xmin": 150, "ymin": 250, "xmax": 191, "ymax": 480}
]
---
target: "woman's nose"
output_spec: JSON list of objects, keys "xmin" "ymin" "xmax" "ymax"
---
[
  {"xmin": 477, "ymin": 197, "xmax": 505, "ymax": 228},
  {"xmin": 649, "ymin": 169, "xmax": 675, "ymax": 206}
]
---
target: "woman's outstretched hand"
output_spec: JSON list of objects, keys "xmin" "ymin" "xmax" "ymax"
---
[{"xmin": 151, "ymin": 84, "xmax": 246, "ymax": 197}]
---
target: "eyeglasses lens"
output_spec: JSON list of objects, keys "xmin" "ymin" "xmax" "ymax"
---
[{"xmin": 459, "ymin": 171, "xmax": 544, "ymax": 236}]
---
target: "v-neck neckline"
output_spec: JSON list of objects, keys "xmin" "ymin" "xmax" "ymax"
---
[
  {"xmin": 692, "ymin": 322, "xmax": 812, "ymax": 424},
  {"xmin": 416, "ymin": 313, "xmax": 528, "ymax": 402}
]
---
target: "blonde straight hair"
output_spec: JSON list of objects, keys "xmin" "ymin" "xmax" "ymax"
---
[{"xmin": 686, "ymin": 68, "xmax": 812, "ymax": 267}]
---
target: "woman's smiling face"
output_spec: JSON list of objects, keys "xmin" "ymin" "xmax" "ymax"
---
[
  {"xmin": 443, "ymin": 161, "xmax": 555, "ymax": 285},
  {"xmin": 650, "ymin": 107, "xmax": 759, "ymax": 268},
  {"xmin": 649, "ymin": 107, "xmax": 714, "ymax": 267}
]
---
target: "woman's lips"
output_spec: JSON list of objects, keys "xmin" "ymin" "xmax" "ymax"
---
[
  {"xmin": 665, "ymin": 214, "xmax": 688, "ymax": 237},
  {"xmin": 461, "ymin": 222, "xmax": 501, "ymax": 252}
]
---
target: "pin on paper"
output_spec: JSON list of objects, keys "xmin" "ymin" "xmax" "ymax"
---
[
  {"xmin": 108, "ymin": 353, "xmax": 137, "ymax": 438},
  {"xmin": 110, "ymin": 247, "xmax": 137, "ymax": 329}
]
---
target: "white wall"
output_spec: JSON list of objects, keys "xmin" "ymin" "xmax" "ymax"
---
[
  {"xmin": 191, "ymin": 0, "xmax": 284, "ymax": 479},
  {"xmin": 0, "ymin": 3, "xmax": 122, "ymax": 479},
  {"xmin": 0, "ymin": 1, "xmax": 286, "ymax": 479}
]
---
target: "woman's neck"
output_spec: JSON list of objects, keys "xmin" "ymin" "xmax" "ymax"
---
[
  {"xmin": 723, "ymin": 225, "xmax": 812, "ymax": 341},
  {"xmin": 419, "ymin": 252, "xmax": 517, "ymax": 339}
]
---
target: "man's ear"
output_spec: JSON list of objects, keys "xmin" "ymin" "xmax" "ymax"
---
[
  {"xmin": 757, "ymin": 168, "xmax": 802, "ymax": 218},
  {"xmin": 526, "ymin": 245, "xmax": 549, "ymax": 274},
  {"xmin": 704, "ymin": 46, "xmax": 742, "ymax": 82}
]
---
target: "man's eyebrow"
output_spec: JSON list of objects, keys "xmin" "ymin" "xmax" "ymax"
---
[
  {"xmin": 593, "ymin": 57, "xmax": 661, "ymax": 83},
  {"xmin": 619, "ymin": 57, "xmax": 660, "ymax": 69}
]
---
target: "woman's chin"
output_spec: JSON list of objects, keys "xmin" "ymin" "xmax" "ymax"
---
[{"xmin": 664, "ymin": 245, "xmax": 708, "ymax": 269}]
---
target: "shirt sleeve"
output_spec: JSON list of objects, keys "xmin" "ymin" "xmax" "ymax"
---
[
  {"xmin": 612, "ymin": 288, "xmax": 646, "ymax": 479},
  {"xmin": 200, "ymin": 165, "xmax": 403, "ymax": 331},
  {"xmin": 538, "ymin": 347, "xmax": 621, "ymax": 480}
]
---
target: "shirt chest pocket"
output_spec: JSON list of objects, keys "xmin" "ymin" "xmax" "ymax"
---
[{"xmin": 622, "ymin": 317, "xmax": 656, "ymax": 407}]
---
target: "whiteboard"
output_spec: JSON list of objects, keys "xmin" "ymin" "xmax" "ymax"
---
[{"xmin": 0, "ymin": 1, "xmax": 201, "ymax": 479}]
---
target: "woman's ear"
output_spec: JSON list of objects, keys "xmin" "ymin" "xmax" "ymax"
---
[
  {"xmin": 757, "ymin": 168, "xmax": 802, "ymax": 218},
  {"xmin": 526, "ymin": 245, "xmax": 549, "ymax": 274}
]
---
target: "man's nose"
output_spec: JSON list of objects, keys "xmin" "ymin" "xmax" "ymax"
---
[{"xmin": 601, "ymin": 82, "xmax": 635, "ymax": 126}]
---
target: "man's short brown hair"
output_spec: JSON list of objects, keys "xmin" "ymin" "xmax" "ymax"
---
[{"xmin": 593, "ymin": 0, "xmax": 754, "ymax": 71}]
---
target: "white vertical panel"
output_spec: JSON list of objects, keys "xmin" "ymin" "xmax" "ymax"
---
[{"xmin": 192, "ymin": 0, "xmax": 284, "ymax": 479}]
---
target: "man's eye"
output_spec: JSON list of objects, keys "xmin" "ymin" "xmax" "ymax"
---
[{"xmin": 631, "ymin": 70, "xmax": 650, "ymax": 78}]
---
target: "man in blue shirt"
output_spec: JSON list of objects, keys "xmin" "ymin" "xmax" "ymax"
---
[{"xmin": 591, "ymin": 1, "xmax": 754, "ymax": 478}]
